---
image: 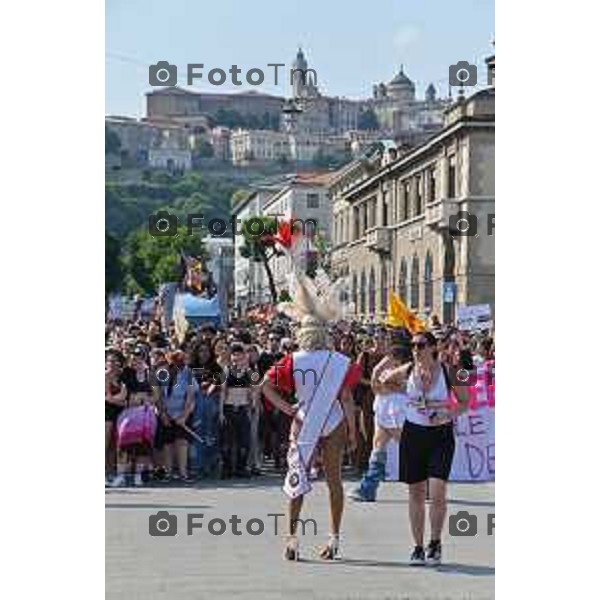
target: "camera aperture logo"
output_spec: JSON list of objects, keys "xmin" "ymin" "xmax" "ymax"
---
[
  {"xmin": 149, "ymin": 511, "xmax": 178, "ymax": 536},
  {"xmin": 449, "ymin": 511, "xmax": 495, "ymax": 537},
  {"xmin": 449, "ymin": 211, "xmax": 494, "ymax": 238},
  {"xmin": 449, "ymin": 61, "xmax": 478, "ymax": 87}
]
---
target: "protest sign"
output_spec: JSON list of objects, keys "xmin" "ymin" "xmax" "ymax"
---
[
  {"xmin": 385, "ymin": 404, "xmax": 495, "ymax": 482},
  {"xmin": 457, "ymin": 304, "xmax": 493, "ymax": 332}
]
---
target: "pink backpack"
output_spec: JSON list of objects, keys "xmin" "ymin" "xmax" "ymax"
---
[{"xmin": 116, "ymin": 405, "xmax": 157, "ymax": 448}]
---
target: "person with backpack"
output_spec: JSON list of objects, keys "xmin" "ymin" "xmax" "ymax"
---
[
  {"xmin": 105, "ymin": 351, "xmax": 127, "ymax": 485},
  {"xmin": 110, "ymin": 347, "xmax": 157, "ymax": 487},
  {"xmin": 380, "ymin": 331, "xmax": 469, "ymax": 566}
]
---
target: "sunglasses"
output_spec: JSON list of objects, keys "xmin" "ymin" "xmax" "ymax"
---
[{"xmin": 412, "ymin": 340, "xmax": 429, "ymax": 349}]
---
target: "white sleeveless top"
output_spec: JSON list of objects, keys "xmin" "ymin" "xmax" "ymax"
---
[{"xmin": 405, "ymin": 364, "xmax": 452, "ymax": 427}]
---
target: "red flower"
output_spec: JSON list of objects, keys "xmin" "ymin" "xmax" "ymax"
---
[{"xmin": 273, "ymin": 218, "xmax": 300, "ymax": 249}]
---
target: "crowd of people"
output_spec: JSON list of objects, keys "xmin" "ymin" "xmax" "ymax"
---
[{"xmin": 105, "ymin": 314, "xmax": 494, "ymax": 488}]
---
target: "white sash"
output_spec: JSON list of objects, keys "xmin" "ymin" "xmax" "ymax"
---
[{"xmin": 283, "ymin": 350, "xmax": 350, "ymax": 499}]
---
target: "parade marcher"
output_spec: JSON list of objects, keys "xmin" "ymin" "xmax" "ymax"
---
[
  {"xmin": 262, "ymin": 248, "xmax": 359, "ymax": 561},
  {"xmin": 348, "ymin": 328, "xmax": 412, "ymax": 502},
  {"xmin": 263, "ymin": 315, "xmax": 358, "ymax": 560},
  {"xmin": 381, "ymin": 331, "xmax": 469, "ymax": 566}
]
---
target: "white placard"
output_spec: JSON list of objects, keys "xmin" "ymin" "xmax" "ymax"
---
[
  {"xmin": 385, "ymin": 405, "xmax": 495, "ymax": 482},
  {"xmin": 457, "ymin": 304, "xmax": 493, "ymax": 331}
]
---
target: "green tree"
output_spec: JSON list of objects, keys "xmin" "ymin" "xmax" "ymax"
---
[
  {"xmin": 105, "ymin": 231, "xmax": 124, "ymax": 294},
  {"xmin": 238, "ymin": 215, "xmax": 282, "ymax": 303},
  {"xmin": 122, "ymin": 224, "xmax": 206, "ymax": 294},
  {"xmin": 231, "ymin": 189, "xmax": 251, "ymax": 208},
  {"xmin": 105, "ymin": 126, "xmax": 121, "ymax": 155},
  {"xmin": 195, "ymin": 138, "xmax": 214, "ymax": 158},
  {"xmin": 358, "ymin": 108, "xmax": 379, "ymax": 131}
]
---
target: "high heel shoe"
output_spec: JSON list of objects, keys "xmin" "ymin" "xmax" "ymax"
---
[
  {"xmin": 318, "ymin": 535, "xmax": 341, "ymax": 560},
  {"xmin": 283, "ymin": 535, "xmax": 299, "ymax": 561}
]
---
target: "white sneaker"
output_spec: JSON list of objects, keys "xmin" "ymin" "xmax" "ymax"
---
[{"xmin": 109, "ymin": 474, "xmax": 127, "ymax": 487}]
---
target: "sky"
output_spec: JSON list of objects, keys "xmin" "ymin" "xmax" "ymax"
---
[{"xmin": 106, "ymin": 0, "xmax": 494, "ymax": 117}]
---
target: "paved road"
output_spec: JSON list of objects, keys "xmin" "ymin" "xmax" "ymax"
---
[{"xmin": 106, "ymin": 477, "xmax": 494, "ymax": 600}]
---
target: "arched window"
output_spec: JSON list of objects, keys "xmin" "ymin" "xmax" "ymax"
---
[
  {"xmin": 410, "ymin": 254, "xmax": 420, "ymax": 310},
  {"xmin": 380, "ymin": 263, "xmax": 388, "ymax": 313},
  {"xmin": 398, "ymin": 259, "xmax": 408, "ymax": 302},
  {"xmin": 424, "ymin": 252, "xmax": 433, "ymax": 310},
  {"xmin": 368, "ymin": 267, "xmax": 376, "ymax": 316},
  {"xmin": 360, "ymin": 271, "xmax": 366, "ymax": 315},
  {"xmin": 352, "ymin": 273, "xmax": 358, "ymax": 309}
]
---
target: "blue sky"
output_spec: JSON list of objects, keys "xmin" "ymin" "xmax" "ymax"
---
[{"xmin": 106, "ymin": 0, "xmax": 494, "ymax": 117}]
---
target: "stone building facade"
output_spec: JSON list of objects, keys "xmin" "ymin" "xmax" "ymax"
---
[
  {"xmin": 231, "ymin": 188, "xmax": 278, "ymax": 310},
  {"xmin": 146, "ymin": 86, "xmax": 284, "ymax": 124},
  {"xmin": 329, "ymin": 87, "xmax": 495, "ymax": 323},
  {"xmin": 229, "ymin": 128, "xmax": 347, "ymax": 166},
  {"xmin": 260, "ymin": 174, "xmax": 334, "ymax": 294},
  {"xmin": 145, "ymin": 49, "xmax": 447, "ymax": 142},
  {"xmin": 368, "ymin": 66, "xmax": 449, "ymax": 137}
]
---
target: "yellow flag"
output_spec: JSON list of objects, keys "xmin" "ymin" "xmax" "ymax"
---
[{"xmin": 386, "ymin": 291, "xmax": 426, "ymax": 333}]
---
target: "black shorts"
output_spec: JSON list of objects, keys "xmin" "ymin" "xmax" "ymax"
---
[
  {"xmin": 399, "ymin": 420, "xmax": 455, "ymax": 484},
  {"xmin": 105, "ymin": 402, "xmax": 123, "ymax": 424},
  {"xmin": 155, "ymin": 420, "xmax": 192, "ymax": 447}
]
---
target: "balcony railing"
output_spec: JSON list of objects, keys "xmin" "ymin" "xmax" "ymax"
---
[
  {"xmin": 364, "ymin": 227, "xmax": 391, "ymax": 254},
  {"xmin": 425, "ymin": 200, "xmax": 452, "ymax": 229}
]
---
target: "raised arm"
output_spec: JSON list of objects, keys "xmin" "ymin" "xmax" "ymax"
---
[{"xmin": 378, "ymin": 361, "xmax": 413, "ymax": 387}]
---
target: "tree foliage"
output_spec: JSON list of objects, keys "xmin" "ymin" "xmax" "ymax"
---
[
  {"xmin": 105, "ymin": 126, "xmax": 122, "ymax": 155},
  {"xmin": 105, "ymin": 231, "xmax": 124, "ymax": 294},
  {"xmin": 238, "ymin": 215, "xmax": 282, "ymax": 303},
  {"xmin": 357, "ymin": 108, "xmax": 379, "ymax": 131},
  {"xmin": 121, "ymin": 225, "xmax": 206, "ymax": 294}
]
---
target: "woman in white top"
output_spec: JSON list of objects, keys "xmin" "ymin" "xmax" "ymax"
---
[
  {"xmin": 382, "ymin": 331, "xmax": 469, "ymax": 567},
  {"xmin": 348, "ymin": 328, "xmax": 412, "ymax": 502}
]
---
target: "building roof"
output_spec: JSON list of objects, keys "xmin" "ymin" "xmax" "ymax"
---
[
  {"xmin": 388, "ymin": 67, "xmax": 414, "ymax": 88},
  {"xmin": 145, "ymin": 86, "xmax": 284, "ymax": 100},
  {"xmin": 338, "ymin": 92, "xmax": 494, "ymax": 199}
]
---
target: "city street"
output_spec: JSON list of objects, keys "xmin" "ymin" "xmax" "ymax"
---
[{"xmin": 106, "ymin": 476, "xmax": 494, "ymax": 600}]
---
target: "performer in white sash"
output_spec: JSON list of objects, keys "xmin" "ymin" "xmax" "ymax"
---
[
  {"xmin": 263, "ymin": 315, "xmax": 358, "ymax": 561},
  {"xmin": 260, "ymin": 216, "xmax": 359, "ymax": 560}
]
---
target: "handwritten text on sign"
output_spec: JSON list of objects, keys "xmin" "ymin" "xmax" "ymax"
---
[
  {"xmin": 385, "ymin": 404, "xmax": 495, "ymax": 482},
  {"xmin": 450, "ymin": 405, "xmax": 495, "ymax": 481}
]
